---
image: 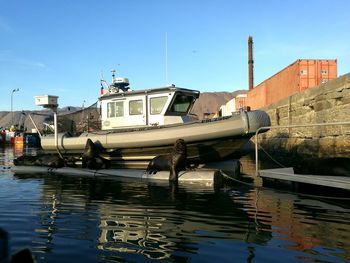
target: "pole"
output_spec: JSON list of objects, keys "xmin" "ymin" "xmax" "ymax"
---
[
  {"xmin": 255, "ymin": 130, "xmax": 259, "ymax": 176},
  {"xmin": 28, "ymin": 114, "xmax": 42, "ymax": 138},
  {"xmin": 11, "ymin": 88, "xmax": 19, "ymax": 126},
  {"xmin": 248, "ymin": 36, "xmax": 254, "ymax": 90},
  {"xmin": 165, "ymin": 32, "xmax": 168, "ymax": 84},
  {"xmin": 11, "ymin": 92, "xmax": 13, "ymax": 125},
  {"xmin": 53, "ymin": 107, "xmax": 63, "ymax": 159}
]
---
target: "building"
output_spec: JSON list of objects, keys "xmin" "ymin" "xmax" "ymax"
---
[
  {"xmin": 219, "ymin": 92, "xmax": 247, "ymax": 116},
  {"xmin": 247, "ymin": 59, "xmax": 338, "ymax": 109}
]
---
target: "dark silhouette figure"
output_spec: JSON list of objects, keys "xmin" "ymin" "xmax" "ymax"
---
[
  {"xmin": 82, "ymin": 138, "xmax": 109, "ymax": 170},
  {"xmin": 146, "ymin": 139, "xmax": 187, "ymax": 182}
]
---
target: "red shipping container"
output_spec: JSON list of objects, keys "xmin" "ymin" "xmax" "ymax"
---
[{"xmin": 247, "ymin": 59, "xmax": 337, "ymax": 109}]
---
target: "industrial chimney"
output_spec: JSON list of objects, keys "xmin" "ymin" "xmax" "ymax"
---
[{"xmin": 248, "ymin": 35, "xmax": 254, "ymax": 90}]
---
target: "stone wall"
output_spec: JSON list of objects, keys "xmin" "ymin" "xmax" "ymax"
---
[{"xmin": 257, "ymin": 72, "xmax": 350, "ymax": 164}]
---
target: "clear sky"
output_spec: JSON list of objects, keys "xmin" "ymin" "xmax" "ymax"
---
[{"xmin": 0, "ymin": 0, "xmax": 349, "ymax": 110}]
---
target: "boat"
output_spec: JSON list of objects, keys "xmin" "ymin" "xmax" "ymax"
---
[{"xmin": 36, "ymin": 73, "xmax": 271, "ymax": 169}]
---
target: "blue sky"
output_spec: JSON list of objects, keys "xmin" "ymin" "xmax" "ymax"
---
[{"xmin": 0, "ymin": 0, "xmax": 349, "ymax": 110}]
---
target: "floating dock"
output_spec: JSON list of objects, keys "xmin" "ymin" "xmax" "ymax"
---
[
  {"xmin": 254, "ymin": 121, "xmax": 350, "ymax": 192},
  {"xmin": 3, "ymin": 160, "xmax": 240, "ymax": 187},
  {"xmin": 259, "ymin": 168, "xmax": 350, "ymax": 190},
  {"xmin": 10, "ymin": 166, "xmax": 220, "ymax": 182},
  {"xmin": 3, "ymin": 165, "xmax": 239, "ymax": 189}
]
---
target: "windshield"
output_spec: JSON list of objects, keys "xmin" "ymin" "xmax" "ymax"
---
[{"xmin": 169, "ymin": 94, "xmax": 195, "ymax": 114}]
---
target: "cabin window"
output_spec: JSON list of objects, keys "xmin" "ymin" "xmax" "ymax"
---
[
  {"xmin": 107, "ymin": 101, "xmax": 124, "ymax": 118},
  {"xmin": 170, "ymin": 95, "xmax": 194, "ymax": 113},
  {"xmin": 129, "ymin": 100, "xmax": 143, "ymax": 115},
  {"xmin": 150, "ymin": 96, "xmax": 168, "ymax": 115}
]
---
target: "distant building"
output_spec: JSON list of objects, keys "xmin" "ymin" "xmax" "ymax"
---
[
  {"xmin": 247, "ymin": 59, "xmax": 338, "ymax": 109},
  {"xmin": 219, "ymin": 92, "xmax": 247, "ymax": 117}
]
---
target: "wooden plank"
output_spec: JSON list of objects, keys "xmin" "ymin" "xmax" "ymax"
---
[{"xmin": 259, "ymin": 168, "xmax": 350, "ymax": 190}]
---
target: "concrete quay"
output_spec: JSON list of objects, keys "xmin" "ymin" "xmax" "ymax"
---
[
  {"xmin": 256, "ymin": 72, "xmax": 350, "ymax": 163},
  {"xmin": 238, "ymin": 73, "xmax": 350, "ymax": 191}
]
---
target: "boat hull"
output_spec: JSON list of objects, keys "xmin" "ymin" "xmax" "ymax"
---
[{"xmin": 40, "ymin": 110, "xmax": 270, "ymax": 168}]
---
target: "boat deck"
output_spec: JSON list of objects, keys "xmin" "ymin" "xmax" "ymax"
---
[{"xmin": 259, "ymin": 168, "xmax": 350, "ymax": 190}]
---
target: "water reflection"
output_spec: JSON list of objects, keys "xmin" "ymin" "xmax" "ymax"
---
[
  {"xmin": 231, "ymin": 188, "xmax": 350, "ymax": 261},
  {"xmin": 98, "ymin": 211, "xmax": 173, "ymax": 260},
  {"xmin": 0, "ymin": 145, "xmax": 38, "ymax": 166},
  {"xmin": 1, "ymin": 146, "xmax": 349, "ymax": 262},
  {"xmin": 13, "ymin": 173, "xmax": 273, "ymax": 261}
]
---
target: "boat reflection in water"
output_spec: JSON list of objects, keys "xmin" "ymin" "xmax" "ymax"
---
[
  {"xmin": 9, "ymin": 168, "xmax": 349, "ymax": 262},
  {"xmin": 13, "ymin": 172, "xmax": 273, "ymax": 261},
  {"xmin": 98, "ymin": 208, "xmax": 173, "ymax": 260}
]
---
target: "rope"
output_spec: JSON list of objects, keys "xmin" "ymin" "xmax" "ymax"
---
[
  {"xmin": 257, "ymin": 144, "xmax": 286, "ymax": 168},
  {"xmin": 220, "ymin": 170, "xmax": 255, "ymax": 187}
]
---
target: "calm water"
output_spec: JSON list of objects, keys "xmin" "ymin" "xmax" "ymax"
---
[{"xmin": 0, "ymin": 146, "xmax": 349, "ymax": 262}]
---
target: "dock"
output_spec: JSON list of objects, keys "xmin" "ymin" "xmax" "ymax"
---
[
  {"xmin": 10, "ymin": 165, "xmax": 216, "ymax": 179},
  {"xmin": 259, "ymin": 168, "xmax": 350, "ymax": 190},
  {"xmin": 6, "ymin": 165, "xmax": 230, "ymax": 189},
  {"xmin": 254, "ymin": 121, "xmax": 350, "ymax": 192}
]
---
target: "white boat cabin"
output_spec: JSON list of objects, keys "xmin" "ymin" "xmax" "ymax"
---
[{"xmin": 99, "ymin": 77, "xmax": 200, "ymax": 130}]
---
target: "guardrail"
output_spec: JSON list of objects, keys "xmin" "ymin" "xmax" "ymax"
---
[{"xmin": 254, "ymin": 121, "xmax": 350, "ymax": 176}]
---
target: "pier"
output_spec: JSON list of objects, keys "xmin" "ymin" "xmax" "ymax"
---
[
  {"xmin": 259, "ymin": 167, "xmax": 350, "ymax": 190},
  {"xmin": 249, "ymin": 75, "xmax": 350, "ymax": 191}
]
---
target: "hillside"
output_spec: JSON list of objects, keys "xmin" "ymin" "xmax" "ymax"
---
[{"xmin": 190, "ymin": 90, "xmax": 246, "ymax": 118}]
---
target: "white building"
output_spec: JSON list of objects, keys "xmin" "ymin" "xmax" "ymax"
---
[{"xmin": 219, "ymin": 93, "xmax": 247, "ymax": 116}]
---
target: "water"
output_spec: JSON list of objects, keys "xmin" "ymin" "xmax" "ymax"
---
[{"xmin": 0, "ymin": 147, "xmax": 349, "ymax": 262}]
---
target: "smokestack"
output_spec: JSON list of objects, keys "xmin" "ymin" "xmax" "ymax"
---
[{"xmin": 248, "ymin": 35, "xmax": 254, "ymax": 90}]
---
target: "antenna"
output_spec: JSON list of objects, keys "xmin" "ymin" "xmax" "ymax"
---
[
  {"xmin": 100, "ymin": 70, "xmax": 109, "ymax": 94},
  {"xmin": 111, "ymin": 69, "xmax": 116, "ymax": 83},
  {"xmin": 165, "ymin": 32, "xmax": 168, "ymax": 84}
]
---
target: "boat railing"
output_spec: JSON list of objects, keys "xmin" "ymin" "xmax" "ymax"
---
[{"xmin": 254, "ymin": 121, "xmax": 350, "ymax": 176}]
